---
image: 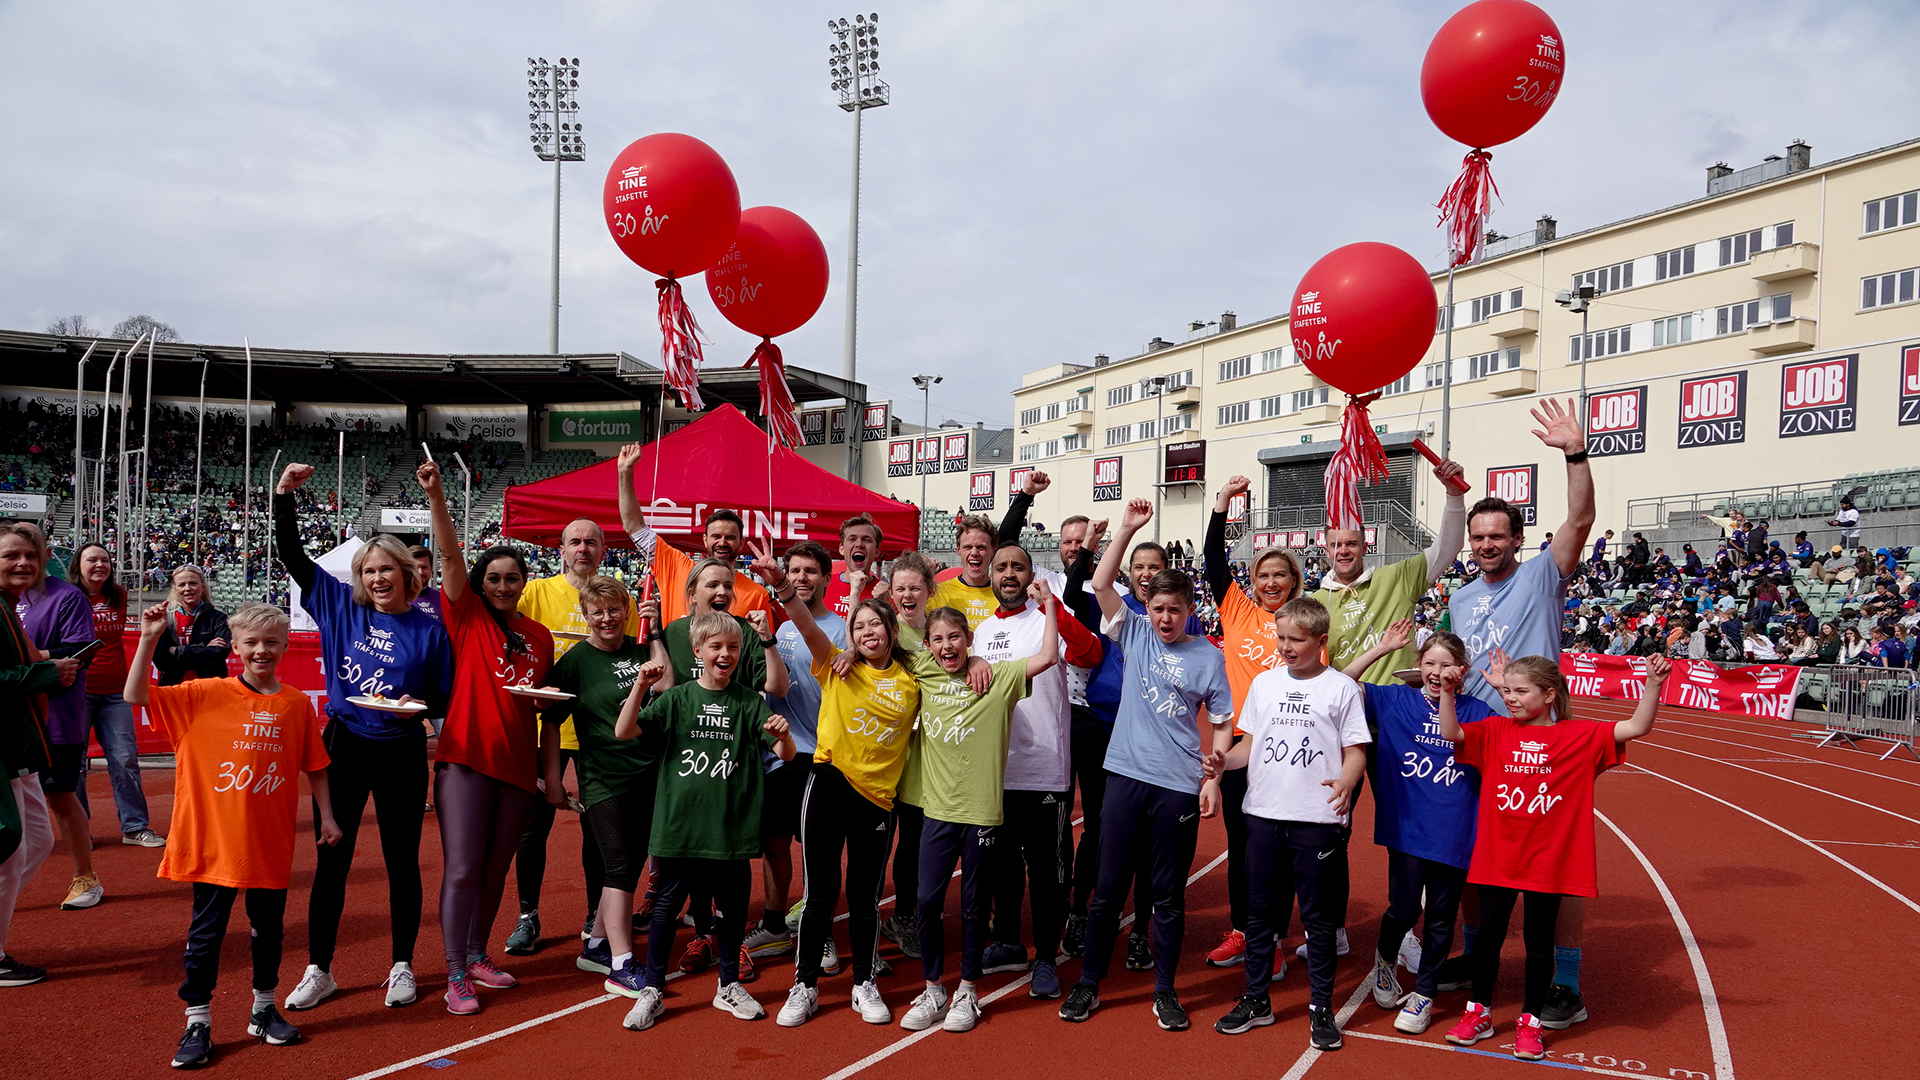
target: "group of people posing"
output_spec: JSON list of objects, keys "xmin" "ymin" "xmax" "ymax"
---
[{"xmin": 0, "ymin": 396, "xmax": 1664, "ymax": 1069}]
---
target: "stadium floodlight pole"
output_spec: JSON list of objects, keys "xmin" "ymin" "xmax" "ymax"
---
[
  {"xmin": 1152, "ymin": 374, "xmax": 1168, "ymax": 542},
  {"xmin": 1555, "ymin": 283, "xmax": 1596, "ymax": 414},
  {"xmin": 830, "ymin": 14, "xmax": 889, "ymax": 481},
  {"xmin": 71, "ymin": 340, "xmax": 98, "ymax": 551},
  {"xmin": 912, "ymin": 373, "xmax": 941, "ymax": 515},
  {"xmin": 193, "ymin": 355, "xmax": 208, "ymax": 562},
  {"xmin": 528, "ymin": 56, "xmax": 585, "ymax": 355}
]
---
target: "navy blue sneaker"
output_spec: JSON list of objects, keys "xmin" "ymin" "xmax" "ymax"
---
[
  {"xmin": 981, "ymin": 941, "xmax": 1028, "ymax": 975},
  {"xmin": 578, "ymin": 940, "xmax": 612, "ymax": 974},
  {"xmin": 172, "ymin": 1022, "xmax": 213, "ymax": 1068},
  {"xmin": 602, "ymin": 966, "xmax": 645, "ymax": 998},
  {"xmin": 1028, "ymin": 960, "xmax": 1062, "ymax": 999},
  {"xmin": 248, "ymin": 1005, "xmax": 300, "ymax": 1046}
]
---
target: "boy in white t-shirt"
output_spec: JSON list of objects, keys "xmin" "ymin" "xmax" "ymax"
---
[{"xmin": 1202, "ymin": 597, "xmax": 1368, "ymax": 1051}]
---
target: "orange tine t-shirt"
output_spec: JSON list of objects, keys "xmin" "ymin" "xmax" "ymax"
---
[
  {"xmin": 437, "ymin": 584, "xmax": 554, "ymax": 792},
  {"xmin": 147, "ymin": 677, "xmax": 328, "ymax": 890},
  {"xmin": 1219, "ymin": 584, "xmax": 1283, "ymax": 720},
  {"xmin": 650, "ymin": 542, "xmax": 782, "ymax": 629}
]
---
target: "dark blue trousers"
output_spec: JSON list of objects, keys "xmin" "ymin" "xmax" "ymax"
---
[
  {"xmin": 181, "ymin": 883, "xmax": 286, "ymax": 1007},
  {"xmin": 1377, "ymin": 848, "xmax": 1467, "ymax": 997},
  {"xmin": 916, "ymin": 815, "xmax": 994, "ymax": 982},
  {"xmin": 1242, "ymin": 817, "xmax": 1348, "ymax": 1008},
  {"xmin": 1077, "ymin": 773, "xmax": 1200, "ymax": 993}
]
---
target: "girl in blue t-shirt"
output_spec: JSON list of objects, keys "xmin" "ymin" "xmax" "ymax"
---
[{"xmin": 1339, "ymin": 619, "xmax": 1492, "ymax": 1036}]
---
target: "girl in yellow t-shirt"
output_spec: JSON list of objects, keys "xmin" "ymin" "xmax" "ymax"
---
[{"xmin": 746, "ymin": 540, "xmax": 918, "ymax": 1030}]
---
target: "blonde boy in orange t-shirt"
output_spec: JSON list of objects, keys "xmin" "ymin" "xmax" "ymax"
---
[{"xmin": 127, "ymin": 602, "xmax": 340, "ymax": 1069}]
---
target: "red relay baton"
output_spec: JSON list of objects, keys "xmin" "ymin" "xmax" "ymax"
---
[
  {"xmin": 640, "ymin": 572, "xmax": 657, "ymax": 638},
  {"xmin": 1412, "ymin": 437, "xmax": 1471, "ymax": 496}
]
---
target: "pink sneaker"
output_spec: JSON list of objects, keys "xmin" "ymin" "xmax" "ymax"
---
[
  {"xmin": 466, "ymin": 955, "xmax": 517, "ymax": 989},
  {"xmin": 1514, "ymin": 1013, "xmax": 1546, "ymax": 1060},
  {"xmin": 1445, "ymin": 1001, "xmax": 1494, "ymax": 1045},
  {"xmin": 445, "ymin": 974, "xmax": 480, "ymax": 1015}
]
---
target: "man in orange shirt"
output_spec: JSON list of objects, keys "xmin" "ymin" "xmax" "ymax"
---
[
  {"xmin": 614, "ymin": 442, "xmax": 779, "ymax": 627},
  {"xmin": 127, "ymin": 602, "xmax": 340, "ymax": 1069}
]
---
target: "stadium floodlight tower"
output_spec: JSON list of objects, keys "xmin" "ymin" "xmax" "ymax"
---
[
  {"xmin": 829, "ymin": 14, "xmax": 888, "ymax": 479},
  {"xmin": 528, "ymin": 56, "xmax": 585, "ymax": 355}
]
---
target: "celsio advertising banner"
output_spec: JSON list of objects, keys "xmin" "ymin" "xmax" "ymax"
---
[
  {"xmin": 292, "ymin": 402, "xmax": 406, "ymax": 431},
  {"xmin": 1777, "ymin": 353, "xmax": 1858, "ymax": 439},
  {"xmin": 1676, "ymin": 371, "xmax": 1746, "ymax": 448},
  {"xmin": 425, "ymin": 404, "xmax": 527, "ymax": 443},
  {"xmin": 1584, "ymin": 386, "xmax": 1646, "ymax": 458},
  {"xmin": 0, "ymin": 385, "xmax": 103, "ymax": 418},
  {"xmin": 1485, "ymin": 464, "xmax": 1538, "ymax": 526},
  {"xmin": 156, "ymin": 397, "xmax": 274, "ymax": 425},
  {"xmin": 549, "ymin": 407, "xmax": 644, "ymax": 443}
]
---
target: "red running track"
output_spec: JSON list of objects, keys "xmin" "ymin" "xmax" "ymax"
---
[{"xmin": 5, "ymin": 697, "xmax": 1914, "ymax": 1079}]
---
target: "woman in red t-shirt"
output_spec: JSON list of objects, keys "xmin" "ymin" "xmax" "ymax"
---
[
  {"xmin": 67, "ymin": 543, "xmax": 164, "ymax": 847},
  {"xmin": 419, "ymin": 461, "xmax": 556, "ymax": 1015},
  {"xmin": 1434, "ymin": 651, "xmax": 1668, "ymax": 1062}
]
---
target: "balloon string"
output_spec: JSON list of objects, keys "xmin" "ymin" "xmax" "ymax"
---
[
  {"xmin": 1324, "ymin": 392, "xmax": 1388, "ymax": 532},
  {"xmin": 655, "ymin": 276, "xmax": 708, "ymax": 411},
  {"xmin": 745, "ymin": 338, "xmax": 804, "ymax": 450},
  {"xmin": 1436, "ymin": 149, "xmax": 1500, "ymax": 268}
]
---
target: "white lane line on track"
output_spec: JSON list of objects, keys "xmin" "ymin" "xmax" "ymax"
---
[
  {"xmin": 1343, "ymin": 1029, "xmax": 1695, "ymax": 1080},
  {"xmin": 1638, "ymin": 740, "xmax": 1920, "ymax": 826},
  {"xmin": 1276, "ymin": 978, "xmax": 1372, "ymax": 1080},
  {"xmin": 820, "ymin": 847, "xmax": 1231, "ymax": 1080},
  {"xmin": 1631, "ymin": 763, "xmax": 1920, "ymax": 915},
  {"xmin": 1655, "ymin": 724, "xmax": 1920, "ymax": 788},
  {"xmin": 1595, "ymin": 810, "xmax": 1735, "ymax": 1080}
]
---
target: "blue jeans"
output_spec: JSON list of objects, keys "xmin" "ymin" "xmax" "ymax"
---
[{"xmin": 83, "ymin": 693, "xmax": 151, "ymax": 833}]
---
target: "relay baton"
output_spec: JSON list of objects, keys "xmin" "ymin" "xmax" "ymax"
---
[{"xmin": 1411, "ymin": 437, "xmax": 1471, "ymax": 495}]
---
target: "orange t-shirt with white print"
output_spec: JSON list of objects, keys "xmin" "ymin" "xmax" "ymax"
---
[
  {"xmin": 1219, "ymin": 584, "xmax": 1284, "ymax": 714},
  {"xmin": 146, "ymin": 677, "xmax": 328, "ymax": 890},
  {"xmin": 643, "ymin": 537, "xmax": 781, "ymax": 629}
]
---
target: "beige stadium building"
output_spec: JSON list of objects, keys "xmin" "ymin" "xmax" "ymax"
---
[{"xmin": 938, "ymin": 135, "xmax": 1920, "ymax": 567}]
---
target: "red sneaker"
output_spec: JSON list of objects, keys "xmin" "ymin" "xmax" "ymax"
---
[
  {"xmin": 1206, "ymin": 929, "xmax": 1247, "ymax": 968},
  {"xmin": 737, "ymin": 943, "xmax": 758, "ymax": 983},
  {"xmin": 679, "ymin": 933, "xmax": 717, "ymax": 974},
  {"xmin": 1445, "ymin": 1001, "xmax": 1494, "ymax": 1046},
  {"xmin": 1513, "ymin": 1013, "xmax": 1546, "ymax": 1060},
  {"xmin": 465, "ymin": 955, "xmax": 517, "ymax": 989}
]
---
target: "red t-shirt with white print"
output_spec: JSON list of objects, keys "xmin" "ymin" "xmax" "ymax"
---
[{"xmin": 1456, "ymin": 713, "xmax": 1624, "ymax": 897}]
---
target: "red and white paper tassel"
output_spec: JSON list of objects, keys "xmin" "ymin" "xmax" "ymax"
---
[
  {"xmin": 1436, "ymin": 149, "xmax": 1501, "ymax": 268},
  {"xmin": 655, "ymin": 277, "xmax": 707, "ymax": 412},
  {"xmin": 746, "ymin": 337, "xmax": 803, "ymax": 449},
  {"xmin": 1324, "ymin": 392, "xmax": 1390, "ymax": 532}
]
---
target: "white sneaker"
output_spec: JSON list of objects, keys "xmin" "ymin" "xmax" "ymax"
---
[
  {"xmin": 1398, "ymin": 931, "xmax": 1423, "ymax": 973},
  {"xmin": 712, "ymin": 980, "xmax": 765, "ymax": 1020},
  {"xmin": 850, "ymin": 980, "xmax": 890, "ymax": 1025},
  {"xmin": 1371, "ymin": 954, "xmax": 1405, "ymax": 1010},
  {"xmin": 901, "ymin": 984, "xmax": 950, "ymax": 1030},
  {"xmin": 820, "ymin": 937, "xmax": 840, "ymax": 975},
  {"xmin": 941, "ymin": 986, "xmax": 981, "ymax": 1032},
  {"xmin": 384, "ymin": 962, "xmax": 417, "ymax": 1007},
  {"xmin": 776, "ymin": 983, "xmax": 819, "ymax": 1028},
  {"xmin": 284, "ymin": 964, "xmax": 337, "ymax": 1010},
  {"xmin": 1295, "ymin": 927, "xmax": 1350, "ymax": 960},
  {"xmin": 623, "ymin": 986, "xmax": 664, "ymax": 1030},
  {"xmin": 1395, "ymin": 992, "xmax": 1435, "ymax": 1034}
]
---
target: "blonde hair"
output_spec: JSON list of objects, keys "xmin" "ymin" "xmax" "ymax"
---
[
  {"xmin": 1249, "ymin": 546, "xmax": 1304, "ymax": 602},
  {"xmin": 351, "ymin": 534, "xmax": 423, "ymax": 607},
  {"xmin": 0, "ymin": 521, "xmax": 47, "ymax": 590},
  {"xmin": 1504, "ymin": 655, "xmax": 1572, "ymax": 723},
  {"xmin": 684, "ymin": 558, "xmax": 734, "ymax": 600},
  {"xmin": 1275, "ymin": 596, "xmax": 1330, "ymax": 639},
  {"xmin": 167, "ymin": 564, "xmax": 209, "ymax": 613},
  {"xmin": 227, "ymin": 603, "xmax": 291, "ymax": 639},
  {"xmin": 578, "ymin": 574, "xmax": 631, "ymax": 615},
  {"xmin": 688, "ymin": 610, "xmax": 742, "ymax": 649}
]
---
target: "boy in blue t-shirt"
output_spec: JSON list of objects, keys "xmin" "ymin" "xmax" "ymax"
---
[{"xmin": 1060, "ymin": 500, "xmax": 1232, "ymax": 1033}]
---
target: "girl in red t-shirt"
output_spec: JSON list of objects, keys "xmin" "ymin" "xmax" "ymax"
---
[
  {"xmin": 1434, "ymin": 651, "xmax": 1668, "ymax": 1061},
  {"xmin": 420, "ymin": 462, "xmax": 556, "ymax": 1016}
]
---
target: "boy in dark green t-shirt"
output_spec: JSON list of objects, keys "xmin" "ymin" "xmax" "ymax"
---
[{"xmin": 616, "ymin": 610, "xmax": 795, "ymax": 1032}]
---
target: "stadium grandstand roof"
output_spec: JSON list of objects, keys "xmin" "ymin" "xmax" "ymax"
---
[{"xmin": 0, "ymin": 329, "xmax": 866, "ymax": 411}]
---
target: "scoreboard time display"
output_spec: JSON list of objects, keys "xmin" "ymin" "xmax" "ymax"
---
[{"xmin": 1163, "ymin": 439, "xmax": 1206, "ymax": 485}]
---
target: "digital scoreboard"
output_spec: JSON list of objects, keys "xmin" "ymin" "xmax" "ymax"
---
[{"xmin": 1163, "ymin": 439, "xmax": 1205, "ymax": 485}]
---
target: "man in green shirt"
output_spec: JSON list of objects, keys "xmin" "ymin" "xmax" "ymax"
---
[{"xmin": 618, "ymin": 611, "xmax": 795, "ymax": 1031}]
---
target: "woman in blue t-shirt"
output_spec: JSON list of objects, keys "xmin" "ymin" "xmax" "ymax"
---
[
  {"xmin": 273, "ymin": 462, "xmax": 455, "ymax": 1013},
  {"xmin": 1339, "ymin": 619, "xmax": 1493, "ymax": 1036}
]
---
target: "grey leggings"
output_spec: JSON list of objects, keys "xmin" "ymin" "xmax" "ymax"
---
[{"xmin": 436, "ymin": 763, "xmax": 538, "ymax": 978}]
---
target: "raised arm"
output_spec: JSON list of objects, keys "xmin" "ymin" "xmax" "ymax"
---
[
  {"xmin": 123, "ymin": 604, "xmax": 168, "ymax": 706},
  {"xmin": 1061, "ymin": 521, "xmax": 1106, "ymax": 634},
  {"xmin": 745, "ymin": 538, "xmax": 831, "ymax": 666},
  {"xmin": 1342, "ymin": 617, "xmax": 1412, "ymax": 682},
  {"xmin": 1094, "ymin": 499, "xmax": 1152, "ymax": 626},
  {"xmin": 1436, "ymin": 671, "xmax": 1468, "ymax": 744},
  {"xmin": 1025, "ymin": 578, "xmax": 1060, "ymax": 679},
  {"xmin": 1532, "ymin": 398, "xmax": 1595, "ymax": 577},
  {"xmin": 272, "ymin": 464, "xmax": 320, "ymax": 592},
  {"xmin": 614, "ymin": 442, "xmax": 656, "ymax": 560},
  {"xmin": 1422, "ymin": 458, "xmax": 1467, "ymax": 586},
  {"xmin": 613, "ymin": 660, "xmax": 667, "ymax": 741},
  {"xmin": 1614, "ymin": 654, "xmax": 1668, "ymax": 743},
  {"xmin": 748, "ymin": 609, "xmax": 790, "ymax": 697},
  {"xmin": 999, "ymin": 470, "xmax": 1046, "ymax": 545},
  {"xmin": 1204, "ymin": 476, "xmax": 1249, "ymax": 605},
  {"xmin": 419, "ymin": 461, "xmax": 466, "ymax": 605}
]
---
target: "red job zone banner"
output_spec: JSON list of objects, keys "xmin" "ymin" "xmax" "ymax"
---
[
  {"xmin": 102, "ymin": 630, "xmax": 333, "ymax": 756},
  {"xmin": 1559, "ymin": 652, "xmax": 1802, "ymax": 720}
]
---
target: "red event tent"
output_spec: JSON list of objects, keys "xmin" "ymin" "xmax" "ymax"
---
[{"xmin": 503, "ymin": 403, "xmax": 919, "ymax": 555}]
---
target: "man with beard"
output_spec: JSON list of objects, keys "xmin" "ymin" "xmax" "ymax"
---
[
  {"xmin": 506, "ymin": 515, "xmax": 635, "ymax": 957},
  {"xmin": 614, "ymin": 442, "xmax": 780, "ymax": 628},
  {"xmin": 1447, "ymin": 396, "xmax": 1597, "ymax": 1034},
  {"xmin": 971, "ymin": 543, "xmax": 1103, "ymax": 999}
]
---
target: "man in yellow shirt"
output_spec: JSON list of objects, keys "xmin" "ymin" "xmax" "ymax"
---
[
  {"xmin": 930, "ymin": 515, "xmax": 998, "ymax": 629},
  {"xmin": 507, "ymin": 516, "xmax": 639, "ymax": 959}
]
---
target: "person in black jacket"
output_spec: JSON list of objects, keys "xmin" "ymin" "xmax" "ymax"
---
[{"xmin": 152, "ymin": 566, "xmax": 230, "ymax": 686}]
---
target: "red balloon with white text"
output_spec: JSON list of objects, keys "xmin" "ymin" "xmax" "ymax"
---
[
  {"xmin": 1421, "ymin": 0, "xmax": 1565, "ymax": 149},
  {"xmin": 705, "ymin": 206, "xmax": 830, "ymax": 340},
  {"xmin": 602, "ymin": 133, "xmax": 741, "ymax": 278},
  {"xmin": 1290, "ymin": 243, "xmax": 1437, "ymax": 397}
]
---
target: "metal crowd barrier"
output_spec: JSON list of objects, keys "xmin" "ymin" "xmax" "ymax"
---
[{"xmin": 1816, "ymin": 665, "xmax": 1920, "ymax": 761}]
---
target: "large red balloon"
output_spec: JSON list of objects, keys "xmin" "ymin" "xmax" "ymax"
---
[
  {"xmin": 1290, "ymin": 243, "xmax": 1438, "ymax": 397},
  {"xmin": 704, "ymin": 206, "xmax": 830, "ymax": 340},
  {"xmin": 1421, "ymin": 0, "xmax": 1565, "ymax": 148},
  {"xmin": 602, "ymin": 133, "xmax": 741, "ymax": 278}
]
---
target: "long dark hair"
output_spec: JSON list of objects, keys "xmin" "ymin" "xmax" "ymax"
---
[
  {"xmin": 468, "ymin": 545, "xmax": 531, "ymax": 654},
  {"xmin": 850, "ymin": 597, "xmax": 913, "ymax": 669},
  {"xmin": 67, "ymin": 542, "xmax": 125, "ymax": 608}
]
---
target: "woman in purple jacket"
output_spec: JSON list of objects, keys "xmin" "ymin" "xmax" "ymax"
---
[{"xmin": 10, "ymin": 523, "xmax": 104, "ymax": 910}]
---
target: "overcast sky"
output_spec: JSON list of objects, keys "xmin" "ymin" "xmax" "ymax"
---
[{"xmin": 4, "ymin": 0, "xmax": 1915, "ymax": 427}]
